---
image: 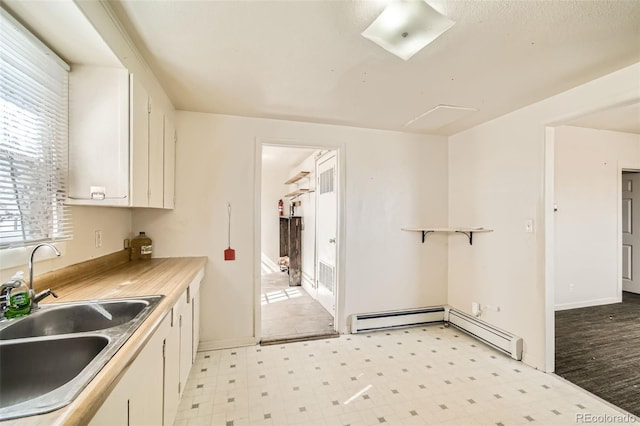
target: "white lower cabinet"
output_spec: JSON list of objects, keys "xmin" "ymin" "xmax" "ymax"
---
[
  {"xmin": 90, "ymin": 271, "xmax": 203, "ymax": 426},
  {"xmin": 176, "ymin": 285, "xmax": 193, "ymax": 399},
  {"xmin": 163, "ymin": 306, "xmax": 181, "ymax": 426},
  {"xmin": 89, "ymin": 315, "xmax": 167, "ymax": 426},
  {"xmin": 191, "ymin": 279, "xmax": 201, "ymax": 363}
]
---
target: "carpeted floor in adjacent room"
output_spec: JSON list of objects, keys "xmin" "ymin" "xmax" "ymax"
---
[{"xmin": 555, "ymin": 291, "xmax": 640, "ymax": 417}]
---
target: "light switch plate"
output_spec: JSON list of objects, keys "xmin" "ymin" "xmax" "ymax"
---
[{"xmin": 525, "ymin": 219, "xmax": 534, "ymax": 233}]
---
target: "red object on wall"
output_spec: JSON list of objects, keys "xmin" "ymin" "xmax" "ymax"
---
[
  {"xmin": 225, "ymin": 203, "xmax": 236, "ymax": 261},
  {"xmin": 278, "ymin": 199, "xmax": 284, "ymax": 216}
]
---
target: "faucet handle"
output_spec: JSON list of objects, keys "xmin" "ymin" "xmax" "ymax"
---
[{"xmin": 33, "ymin": 288, "xmax": 58, "ymax": 305}]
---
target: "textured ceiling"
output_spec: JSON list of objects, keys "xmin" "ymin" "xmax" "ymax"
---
[
  {"xmin": 4, "ymin": 0, "xmax": 640, "ymax": 136},
  {"xmin": 108, "ymin": 0, "xmax": 640, "ymax": 136}
]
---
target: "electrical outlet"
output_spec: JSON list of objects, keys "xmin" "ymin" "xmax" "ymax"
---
[
  {"xmin": 471, "ymin": 302, "xmax": 481, "ymax": 317},
  {"xmin": 95, "ymin": 230, "xmax": 102, "ymax": 248}
]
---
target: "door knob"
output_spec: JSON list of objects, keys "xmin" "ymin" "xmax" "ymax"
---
[{"xmin": 329, "ymin": 238, "xmax": 336, "ymax": 243}]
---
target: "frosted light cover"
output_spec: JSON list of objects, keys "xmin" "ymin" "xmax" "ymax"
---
[{"xmin": 361, "ymin": 0, "xmax": 455, "ymax": 61}]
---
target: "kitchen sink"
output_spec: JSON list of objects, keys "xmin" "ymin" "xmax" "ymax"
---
[
  {"xmin": 0, "ymin": 295, "xmax": 164, "ymax": 420},
  {"xmin": 0, "ymin": 335, "xmax": 109, "ymax": 409},
  {"xmin": 0, "ymin": 298, "xmax": 151, "ymax": 340}
]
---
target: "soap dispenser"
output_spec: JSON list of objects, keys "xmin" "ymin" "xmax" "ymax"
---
[{"xmin": 5, "ymin": 271, "xmax": 31, "ymax": 319}]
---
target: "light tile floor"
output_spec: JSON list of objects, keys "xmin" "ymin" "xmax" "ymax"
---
[{"xmin": 174, "ymin": 325, "xmax": 636, "ymax": 426}]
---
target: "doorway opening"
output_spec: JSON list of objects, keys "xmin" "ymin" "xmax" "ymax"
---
[
  {"xmin": 548, "ymin": 105, "xmax": 640, "ymax": 416},
  {"xmin": 260, "ymin": 145, "xmax": 339, "ymax": 344}
]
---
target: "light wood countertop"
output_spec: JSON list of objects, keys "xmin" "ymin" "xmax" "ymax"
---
[{"xmin": 1, "ymin": 256, "xmax": 207, "ymax": 426}]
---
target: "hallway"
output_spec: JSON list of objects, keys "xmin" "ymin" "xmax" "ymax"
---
[{"xmin": 261, "ymin": 272, "xmax": 336, "ymax": 344}]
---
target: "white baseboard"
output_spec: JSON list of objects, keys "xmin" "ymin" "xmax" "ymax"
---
[
  {"xmin": 622, "ymin": 283, "xmax": 640, "ymax": 294},
  {"xmin": 198, "ymin": 337, "xmax": 257, "ymax": 352},
  {"xmin": 555, "ymin": 296, "xmax": 621, "ymax": 311}
]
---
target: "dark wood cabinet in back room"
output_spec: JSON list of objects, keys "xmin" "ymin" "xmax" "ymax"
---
[{"xmin": 280, "ymin": 216, "xmax": 302, "ymax": 286}]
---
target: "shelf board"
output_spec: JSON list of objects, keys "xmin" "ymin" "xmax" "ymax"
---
[
  {"xmin": 284, "ymin": 171, "xmax": 310, "ymax": 185},
  {"xmin": 284, "ymin": 189, "xmax": 311, "ymax": 198},
  {"xmin": 402, "ymin": 227, "xmax": 493, "ymax": 245}
]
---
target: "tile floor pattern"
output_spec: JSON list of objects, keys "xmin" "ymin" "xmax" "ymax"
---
[{"xmin": 174, "ymin": 325, "xmax": 635, "ymax": 426}]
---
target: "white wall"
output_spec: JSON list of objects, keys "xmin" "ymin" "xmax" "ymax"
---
[
  {"xmin": 133, "ymin": 112, "xmax": 448, "ymax": 349},
  {"xmin": 0, "ymin": 206, "xmax": 131, "ymax": 283},
  {"xmin": 448, "ymin": 62, "xmax": 640, "ymax": 371},
  {"xmin": 554, "ymin": 126, "xmax": 640, "ymax": 310}
]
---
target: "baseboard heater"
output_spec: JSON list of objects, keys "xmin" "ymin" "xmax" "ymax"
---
[
  {"xmin": 350, "ymin": 306, "xmax": 523, "ymax": 361},
  {"xmin": 350, "ymin": 307, "xmax": 445, "ymax": 333},
  {"xmin": 446, "ymin": 307, "xmax": 523, "ymax": 360}
]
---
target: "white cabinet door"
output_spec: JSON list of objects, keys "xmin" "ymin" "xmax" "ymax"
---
[
  {"xmin": 68, "ymin": 65, "xmax": 129, "ymax": 206},
  {"xmin": 163, "ymin": 114, "xmax": 176, "ymax": 209},
  {"xmin": 89, "ymin": 315, "xmax": 167, "ymax": 426},
  {"xmin": 129, "ymin": 316, "xmax": 165, "ymax": 426},
  {"xmin": 177, "ymin": 288, "xmax": 193, "ymax": 398},
  {"xmin": 179, "ymin": 290, "xmax": 193, "ymax": 398},
  {"xmin": 89, "ymin": 368, "xmax": 129, "ymax": 426},
  {"xmin": 130, "ymin": 74, "xmax": 150, "ymax": 208},
  {"xmin": 163, "ymin": 306, "xmax": 181, "ymax": 426},
  {"xmin": 191, "ymin": 279, "xmax": 201, "ymax": 362},
  {"xmin": 129, "ymin": 73, "xmax": 176, "ymax": 210},
  {"xmin": 148, "ymin": 97, "xmax": 165, "ymax": 208}
]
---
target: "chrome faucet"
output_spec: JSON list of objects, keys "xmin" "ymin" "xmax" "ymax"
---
[{"xmin": 28, "ymin": 243, "xmax": 61, "ymax": 309}]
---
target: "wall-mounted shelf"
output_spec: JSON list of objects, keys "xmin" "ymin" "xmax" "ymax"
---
[
  {"xmin": 284, "ymin": 188, "xmax": 314, "ymax": 200},
  {"xmin": 285, "ymin": 171, "xmax": 310, "ymax": 185},
  {"xmin": 401, "ymin": 227, "xmax": 493, "ymax": 245}
]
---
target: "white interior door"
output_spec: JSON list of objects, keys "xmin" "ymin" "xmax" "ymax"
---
[
  {"xmin": 622, "ymin": 172, "xmax": 640, "ymax": 294},
  {"xmin": 316, "ymin": 152, "xmax": 337, "ymax": 317}
]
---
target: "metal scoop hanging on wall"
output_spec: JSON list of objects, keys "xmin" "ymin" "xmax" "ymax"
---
[{"xmin": 224, "ymin": 202, "xmax": 236, "ymax": 261}]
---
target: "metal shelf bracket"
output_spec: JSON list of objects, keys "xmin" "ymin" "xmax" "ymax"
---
[{"xmin": 455, "ymin": 230, "xmax": 473, "ymax": 245}]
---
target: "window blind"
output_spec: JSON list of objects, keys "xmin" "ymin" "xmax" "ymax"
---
[{"xmin": 0, "ymin": 7, "xmax": 72, "ymax": 249}]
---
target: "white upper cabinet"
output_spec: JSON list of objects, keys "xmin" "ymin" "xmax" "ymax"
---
[
  {"xmin": 148, "ymin": 97, "xmax": 165, "ymax": 208},
  {"xmin": 7, "ymin": 0, "xmax": 177, "ymax": 209},
  {"xmin": 130, "ymin": 73, "xmax": 175, "ymax": 208},
  {"xmin": 68, "ymin": 66, "xmax": 129, "ymax": 206},
  {"xmin": 129, "ymin": 73, "xmax": 150, "ymax": 207},
  {"xmin": 68, "ymin": 70, "xmax": 175, "ymax": 209}
]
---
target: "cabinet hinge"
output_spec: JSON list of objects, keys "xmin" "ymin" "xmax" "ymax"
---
[
  {"xmin": 174, "ymin": 131, "xmax": 177, "ymax": 144},
  {"xmin": 178, "ymin": 382, "xmax": 181, "ymax": 395},
  {"xmin": 179, "ymin": 314, "xmax": 182, "ymax": 327},
  {"xmin": 186, "ymin": 286, "xmax": 191, "ymax": 303},
  {"xmin": 162, "ymin": 338, "xmax": 166, "ymax": 358},
  {"xmin": 147, "ymin": 99, "xmax": 151, "ymax": 114}
]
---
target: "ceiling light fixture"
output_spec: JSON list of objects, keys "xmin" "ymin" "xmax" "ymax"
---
[{"xmin": 361, "ymin": 0, "xmax": 455, "ymax": 61}]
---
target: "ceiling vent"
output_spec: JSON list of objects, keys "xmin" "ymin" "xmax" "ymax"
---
[{"xmin": 404, "ymin": 105, "xmax": 478, "ymax": 132}]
